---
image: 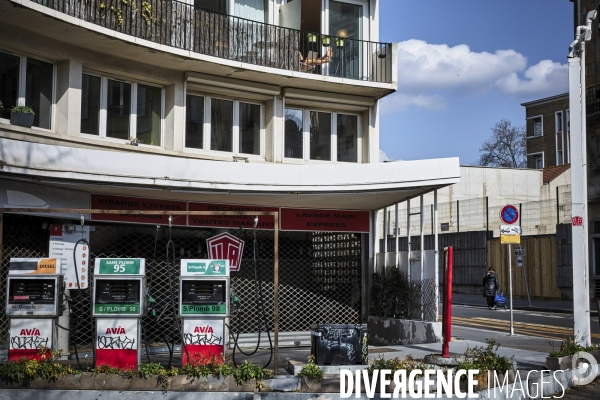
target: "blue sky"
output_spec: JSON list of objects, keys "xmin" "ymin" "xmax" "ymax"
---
[{"xmin": 378, "ymin": 0, "xmax": 573, "ymax": 165}]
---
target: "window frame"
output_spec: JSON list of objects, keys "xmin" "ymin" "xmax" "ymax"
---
[
  {"xmin": 283, "ymin": 105, "xmax": 362, "ymax": 163},
  {"xmin": 555, "ymin": 111, "xmax": 564, "ymax": 166},
  {"xmin": 527, "ymin": 152, "xmax": 544, "ymax": 169},
  {"xmin": 526, "ymin": 115, "xmax": 543, "ymax": 138},
  {"xmin": 566, "ymin": 109, "xmax": 571, "ymax": 164},
  {"xmin": 0, "ymin": 49, "xmax": 56, "ymax": 132},
  {"xmin": 80, "ymin": 71, "xmax": 164, "ymax": 147},
  {"xmin": 183, "ymin": 90, "xmax": 265, "ymax": 159}
]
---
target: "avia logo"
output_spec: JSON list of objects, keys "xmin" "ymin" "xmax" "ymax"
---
[
  {"xmin": 193, "ymin": 326, "xmax": 214, "ymax": 334},
  {"xmin": 105, "ymin": 327, "xmax": 127, "ymax": 334},
  {"xmin": 20, "ymin": 329, "xmax": 41, "ymax": 336}
]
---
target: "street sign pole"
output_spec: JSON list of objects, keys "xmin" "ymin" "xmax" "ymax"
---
[
  {"xmin": 508, "ymin": 243, "xmax": 514, "ymax": 336},
  {"xmin": 521, "ymin": 247, "xmax": 532, "ymax": 307}
]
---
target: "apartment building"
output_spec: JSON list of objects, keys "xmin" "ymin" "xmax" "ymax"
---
[
  {"xmin": 0, "ymin": 0, "xmax": 460, "ymax": 350},
  {"xmin": 522, "ymin": 94, "xmax": 570, "ymax": 169}
]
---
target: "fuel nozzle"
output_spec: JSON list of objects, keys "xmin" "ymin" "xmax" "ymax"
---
[{"xmin": 147, "ymin": 295, "xmax": 156, "ymax": 317}]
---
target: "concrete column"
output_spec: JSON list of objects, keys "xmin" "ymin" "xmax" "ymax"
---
[
  {"xmin": 55, "ymin": 59, "xmax": 82, "ymax": 136},
  {"xmin": 366, "ymin": 101, "xmax": 380, "ymax": 163},
  {"xmin": 164, "ymin": 81, "xmax": 185, "ymax": 152},
  {"xmin": 265, "ymin": 95, "xmax": 283, "ymax": 162}
]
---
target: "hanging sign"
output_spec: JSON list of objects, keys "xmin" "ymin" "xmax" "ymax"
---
[
  {"xmin": 49, "ymin": 224, "xmax": 90, "ymax": 288},
  {"xmin": 206, "ymin": 233, "xmax": 244, "ymax": 272},
  {"xmin": 9, "ymin": 319, "xmax": 53, "ymax": 361},
  {"xmin": 95, "ymin": 318, "xmax": 139, "ymax": 370},
  {"xmin": 188, "ymin": 202, "xmax": 276, "ymax": 230},
  {"xmin": 280, "ymin": 208, "xmax": 370, "ymax": 232},
  {"xmin": 91, "ymin": 194, "xmax": 187, "ymax": 226},
  {"xmin": 182, "ymin": 318, "xmax": 225, "ymax": 366}
]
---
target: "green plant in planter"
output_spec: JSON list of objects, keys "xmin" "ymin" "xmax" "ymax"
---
[
  {"xmin": 0, "ymin": 348, "xmax": 77, "ymax": 384},
  {"xmin": 367, "ymin": 354, "xmax": 427, "ymax": 377},
  {"xmin": 548, "ymin": 336, "xmax": 600, "ymax": 357},
  {"xmin": 456, "ymin": 339, "xmax": 513, "ymax": 387},
  {"xmin": 11, "ymin": 105, "xmax": 35, "ymax": 114},
  {"xmin": 298, "ymin": 355, "xmax": 324, "ymax": 384}
]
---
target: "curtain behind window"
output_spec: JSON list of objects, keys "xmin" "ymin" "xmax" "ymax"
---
[{"xmin": 234, "ymin": 0, "xmax": 266, "ymax": 22}]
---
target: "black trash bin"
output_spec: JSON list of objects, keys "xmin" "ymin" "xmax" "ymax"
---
[{"xmin": 310, "ymin": 324, "xmax": 368, "ymax": 365}]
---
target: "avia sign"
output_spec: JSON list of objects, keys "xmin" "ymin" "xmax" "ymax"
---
[{"xmin": 206, "ymin": 233, "xmax": 245, "ymax": 272}]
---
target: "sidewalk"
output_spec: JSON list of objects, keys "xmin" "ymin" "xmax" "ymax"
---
[{"xmin": 452, "ymin": 293, "xmax": 598, "ymax": 315}]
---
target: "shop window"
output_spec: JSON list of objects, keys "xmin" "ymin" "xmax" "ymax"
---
[
  {"xmin": 0, "ymin": 51, "xmax": 54, "ymax": 129},
  {"xmin": 80, "ymin": 73, "xmax": 163, "ymax": 146},
  {"xmin": 285, "ymin": 106, "xmax": 360, "ymax": 163},
  {"xmin": 185, "ymin": 93, "xmax": 263, "ymax": 156}
]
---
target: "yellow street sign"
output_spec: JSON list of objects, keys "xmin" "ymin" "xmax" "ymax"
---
[{"xmin": 501, "ymin": 234, "xmax": 521, "ymax": 244}]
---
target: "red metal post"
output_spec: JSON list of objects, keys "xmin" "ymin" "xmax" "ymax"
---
[{"xmin": 442, "ymin": 246, "xmax": 453, "ymax": 358}]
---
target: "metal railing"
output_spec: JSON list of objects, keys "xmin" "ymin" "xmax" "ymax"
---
[{"xmin": 33, "ymin": 0, "xmax": 393, "ymax": 83}]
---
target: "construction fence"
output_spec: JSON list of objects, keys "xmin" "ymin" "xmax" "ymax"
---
[{"xmin": 381, "ymin": 185, "xmax": 572, "ymax": 239}]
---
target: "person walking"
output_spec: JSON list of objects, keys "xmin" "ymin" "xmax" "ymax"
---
[{"xmin": 483, "ymin": 267, "xmax": 500, "ymax": 310}]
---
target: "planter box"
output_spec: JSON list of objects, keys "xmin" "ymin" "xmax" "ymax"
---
[
  {"xmin": 368, "ymin": 316, "xmax": 442, "ymax": 345},
  {"xmin": 10, "ymin": 112, "xmax": 34, "ymax": 128},
  {"xmin": 301, "ymin": 375, "xmax": 341, "ymax": 393},
  {"xmin": 546, "ymin": 349, "xmax": 600, "ymax": 370}
]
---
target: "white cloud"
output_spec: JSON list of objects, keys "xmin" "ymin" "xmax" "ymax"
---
[
  {"xmin": 379, "ymin": 149, "xmax": 392, "ymax": 163},
  {"xmin": 391, "ymin": 40, "xmax": 567, "ymax": 110},
  {"xmin": 495, "ymin": 59, "xmax": 568, "ymax": 97},
  {"xmin": 381, "ymin": 93, "xmax": 447, "ymax": 114},
  {"xmin": 397, "ymin": 40, "xmax": 527, "ymax": 94}
]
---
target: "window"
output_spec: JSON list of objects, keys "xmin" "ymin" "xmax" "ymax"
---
[
  {"xmin": 284, "ymin": 108, "xmax": 303, "ymax": 159},
  {"xmin": 184, "ymin": 94, "xmax": 263, "ymax": 156},
  {"xmin": 284, "ymin": 106, "xmax": 360, "ymax": 162},
  {"xmin": 195, "ymin": 0, "xmax": 268, "ymax": 22},
  {"xmin": 0, "ymin": 52, "xmax": 20, "ymax": 120},
  {"xmin": 533, "ymin": 153, "xmax": 543, "ymax": 169},
  {"xmin": 557, "ymin": 150, "xmax": 563, "ymax": 166},
  {"xmin": 185, "ymin": 94, "xmax": 204, "ymax": 149},
  {"xmin": 310, "ymin": 111, "xmax": 332, "ymax": 160},
  {"xmin": 337, "ymin": 114, "xmax": 358, "ymax": 162},
  {"xmin": 566, "ymin": 109, "xmax": 571, "ymax": 164},
  {"xmin": 555, "ymin": 111, "xmax": 563, "ymax": 134},
  {"xmin": 81, "ymin": 73, "xmax": 163, "ymax": 146},
  {"xmin": 533, "ymin": 116, "xmax": 542, "ymax": 137},
  {"xmin": 0, "ymin": 51, "xmax": 54, "ymax": 129}
]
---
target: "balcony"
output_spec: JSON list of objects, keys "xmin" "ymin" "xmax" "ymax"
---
[{"xmin": 29, "ymin": 0, "xmax": 393, "ymax": 84}]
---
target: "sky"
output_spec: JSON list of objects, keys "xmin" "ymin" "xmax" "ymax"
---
[{"xmin": 378, "ymin": 0, "xmax": 573, "ymax": 165}]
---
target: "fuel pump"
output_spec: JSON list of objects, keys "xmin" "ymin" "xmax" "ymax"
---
[
  {"xmin": 179, "ymin": 259, "xmax": 229, "ymax": 366},
  {"xmin": 92, "ymin": 258, "xmax": 145, "ymax": 369},
  {"xmin": 6, "ymin": 258, "xmax": 63, "ymax": 361}
]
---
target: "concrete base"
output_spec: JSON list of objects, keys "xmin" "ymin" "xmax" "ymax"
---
[
  {"xmin": 287, "ymin": 359, "xmax": 367, "ymax": 376},
  {"xmin": 368, "ymin": 316, "xmax": 442, "ymax": 346}
]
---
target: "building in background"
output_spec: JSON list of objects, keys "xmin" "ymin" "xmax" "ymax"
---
[{"xmin": 522, "ymin": 94, "xmax": 570, "ymax": 169}]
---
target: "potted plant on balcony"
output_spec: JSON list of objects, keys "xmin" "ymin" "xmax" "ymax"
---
[{"xmin": 10, "ymin": 104, "xmax": 35, "ymax": 128}]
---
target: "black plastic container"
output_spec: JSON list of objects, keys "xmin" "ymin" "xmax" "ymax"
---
[{"xmin": 310, "ymin": 323, "xmax": 368, "ymax": 365}]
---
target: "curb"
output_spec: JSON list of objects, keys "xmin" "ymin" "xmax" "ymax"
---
[{"xmin": 452, "ymin": 302, "xmax": 599, "ymax": 317}]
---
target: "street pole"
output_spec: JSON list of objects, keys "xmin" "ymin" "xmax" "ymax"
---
[
  {"xmin": 508, "ymin": 243, "xmax": 514, "ymax": 336},
  {"xmin": 568, "ymin": 10, "xmax": 596, "ymax": 347}
]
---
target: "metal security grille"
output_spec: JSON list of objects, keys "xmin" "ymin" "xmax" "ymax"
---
[{"xmin": 1, "ymin": 215, "xmax": 362, "ymax": 353}]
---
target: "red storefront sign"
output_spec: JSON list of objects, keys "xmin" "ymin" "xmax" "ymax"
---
[
  {"xmin": 188, "ymin": 202, "xmax": 276, "ymax": 230},
  {"xmin": 572, "ymin": 216, "xmax": 584, "ymax": 226},
  {"xmin": 91, "ymin": 194, "xmax": 187, "ymax": 226},
  {"xmin": 280, "ymin": 208, "xmax": 370, "ymax": 232}
]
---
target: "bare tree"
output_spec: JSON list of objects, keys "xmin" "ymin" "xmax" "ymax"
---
[{"xmin": 477, "ymin": 119, "xmax": 526, "ymax": 168}]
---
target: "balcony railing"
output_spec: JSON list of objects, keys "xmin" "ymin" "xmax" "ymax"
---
[{"xmin": 33, "ymin": 0, "xmax": 393, "ymax": 83}]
